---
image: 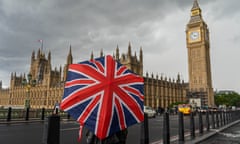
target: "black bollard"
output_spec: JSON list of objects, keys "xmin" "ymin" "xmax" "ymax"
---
[
  {"xmin": 225, "ymin": 111, "xmax": 227, "ymax": 124},
  {"xmin": 163, "ymin": 112, "xmax": 170, "ymax": 144},
  {"xmin": 206, "ymin": 111, "xmax": 210, "ymax": 131},
  {"xmin": 25, "ymin": 107, "xmax": 30, "ymax": 121},
  {"xmin": 238, "ymin": 110, "xmax": 240, "ymax": 119},
  {"xmin": 232, "ymin": 111, "xmax": 235, "ymax": 121},
  {"xmin": 190, "ymin": 112, "xmax": 195, "ymax": 139},
  {"xmin": 228, "ymin": 111, "xmax": 230, "ymax": 122},
  {"xmin": 223, "ymin": 111, "xmax": 226, "ymax": 125},
  {"xmin": 46, "ymin": 115, "xmax": 60, "ymax": 144},
  {"xmin": 56, "ymin": 108, "xmax": 59, "ymax": 115},
  {"xmin": 178, "ymin": 112, "xmax": 184, "ymax": 143},
  {"xmin": 233, "ymin": 110, "xmax": 236, "ymax": 121},
  {"xmin": 211, "ymin": 111, "xmax": 215, "ymax": 129},
  {"xmin": 41, "ymin": 108, "xmax": 45, "ymax": 120},
  {"xmin": 216, "ymin": 111, "xmax": 219, "ymax": 128},
  {"xmin": 222, "ymin": 111, "xmax": 225, "ymax": 126},
  {"xmin": 140, "ymin": 113, "xmax": 149, "ymax": 144},
  {"xmin": 229, "ymin": 111, "xmax": 232, "ymax": 122},
  {"xmin": 227, "ymin": 111, "xmax": 230, "ymax": 123},
  {"xmin": 198, "ymin": 112, "xmax": 203, "ymax": 134},
  {"xmin": 7, "ymin": 107, "xmax": 12, "ymax": 122},
  {"xmin": 226, "ymin": 111, "xmax": 229, "ymax": 124},
  {"xmin": 220, "ymin": 111, "xmax": 223, "ymax": 126},
  {"xmin": 229, "ymin": 110, "xmax": 231, "ymax": 123},
  {"xmin": 67, "ymin": 113, "xmax": 70, "ymax": 120}
]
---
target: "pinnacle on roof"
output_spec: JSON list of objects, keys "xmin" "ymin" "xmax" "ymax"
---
[{"xmin": 191, "ymin": 0, "xmax": 200, "ymax": 10}]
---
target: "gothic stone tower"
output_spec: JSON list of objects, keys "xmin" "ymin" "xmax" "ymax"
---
[
  {"xmin": 116, "ymin": 42, "xmax": 143, "ymax": 76},
  {"xmin": 186, "ymin": 0, "xmax": 214, "ymax": 106},
  {"xmin": 29, "ymin": 48, "xmax": 62, "ymax": 87},
  {"xmin": 63, "ymin": 46, "xmax": 73, "ymax": 82},
  {"xmin": 90, "ymin": 42, "xmax": 143, "ymax": 77}
]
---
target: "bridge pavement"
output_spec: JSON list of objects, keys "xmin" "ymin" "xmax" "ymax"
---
[
  {"xmin": 1, "ymin": 116, "xmax": 240, "ymax": 144},
  {"xmin": 184, "ymin": 119, "xmax": 240, "ymax": 144}
]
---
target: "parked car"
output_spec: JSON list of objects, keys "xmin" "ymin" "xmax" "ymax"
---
[
  {"xmin": 144, "ymin": 106, "xmax": 156, "ymax": 118},
  {"xmin": 209, "ymin": 107, "xmax": 218, "ymax": 112},
  {"xmin": 198, "ymin": 108, "xmax": 207, "ymax": 113},
  {"xmin": 198, "ymin": 106, "xmax": 208, "ymax": 113},
  {"xmin": 231, "ymin": 106, "xmax": 236, "ymax": 110}
]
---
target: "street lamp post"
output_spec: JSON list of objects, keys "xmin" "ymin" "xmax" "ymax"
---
[{"xmin": 22, "ymin": 73, "xmax": 36, "ymax": 109}]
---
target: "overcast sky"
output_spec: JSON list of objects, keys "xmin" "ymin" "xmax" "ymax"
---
[{"xmin": 0, "ymin": 0, "xmax": 239, "ymax": 93}]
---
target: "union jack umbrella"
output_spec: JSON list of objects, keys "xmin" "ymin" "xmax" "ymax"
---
[{"xmin": 60, "ymin": 55, "xmax": 144, "ymax": 140}]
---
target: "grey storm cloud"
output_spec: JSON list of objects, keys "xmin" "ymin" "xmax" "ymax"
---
[{"xmin": 0, "ymin": 0, "xmax": 240, "ymax": 93}]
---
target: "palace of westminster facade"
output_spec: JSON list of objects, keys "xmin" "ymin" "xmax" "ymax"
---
[{"xmin": 0, "ymin": 0, "xmax": 214, "ymax": 109}]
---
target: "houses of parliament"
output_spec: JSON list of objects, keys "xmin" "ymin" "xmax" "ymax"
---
[{"xmin": 0, "ymin": 0, "xmax": 214, "ymax": 109}]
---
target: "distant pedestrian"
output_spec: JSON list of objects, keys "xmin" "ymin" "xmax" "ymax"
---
[
  {"xmin": 175, "ymin": 106, "xmax": 178, "ymax": 114},
  {"xmin": 53, "ymin": 102, "xmax": 60, "ymax": 115},
  {"xmin": 157, "ymin": 107, "xmax": 164, "ymax": 116}
]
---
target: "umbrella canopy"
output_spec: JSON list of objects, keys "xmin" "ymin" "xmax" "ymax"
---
[{"xmin": 60, "ymin": 55, "xmax": 144, "ymax": 140}]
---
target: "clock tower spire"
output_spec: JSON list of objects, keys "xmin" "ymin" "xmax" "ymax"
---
[{"xmin": 186, "ymin": 0, "xmax": 214, "ymax": 107}]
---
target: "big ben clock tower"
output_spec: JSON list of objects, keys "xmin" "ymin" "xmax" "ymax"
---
[{"xmin": 186, "ymin": 0, "xmax": 214, "ymax": 106}]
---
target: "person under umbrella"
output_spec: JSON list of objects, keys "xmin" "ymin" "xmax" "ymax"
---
[{"xmin": 60, "ymin": 55, "xmax": 144, "ymax": 142}]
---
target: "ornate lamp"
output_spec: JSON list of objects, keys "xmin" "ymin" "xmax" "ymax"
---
[{"xmin": 22, "ymin": 73, "xmax": 36, "ymax": 109}]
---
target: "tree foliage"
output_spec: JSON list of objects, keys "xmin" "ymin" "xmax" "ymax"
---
[
  {"xmin": 215, "ymin": 92, "xmax": 240, "ymax": 107},
  {"xmin": 169, "ymin": 101, "xmax": 187, "ymax": 108}
]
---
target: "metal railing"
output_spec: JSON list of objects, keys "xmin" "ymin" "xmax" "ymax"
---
[
  {"xmin": 1, "ymin": 107, "xmax": 240, "ymax": 144},
  {"xmin": 0, "ymin": 107, "xmax": 69, "ymax": 122},
  {"xmin": 140, "ymin": 109, "xmax": 240, "ymax": 144}
]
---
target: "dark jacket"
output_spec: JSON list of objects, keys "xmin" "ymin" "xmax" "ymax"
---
[{"xmin": 86, "ymin": 129, "xmax": 128, "ymax": 144}]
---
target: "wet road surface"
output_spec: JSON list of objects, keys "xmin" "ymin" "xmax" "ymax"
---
[{"xmin": 200, "ymin": 122, "xmax": 240, "ymax": 144}]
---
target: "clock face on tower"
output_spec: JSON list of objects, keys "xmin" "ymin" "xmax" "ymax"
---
[
  {"xmin": 188, "ymin": 29, "xmax": 201, "ymax": 43},
  {"xmin": 190, "ymin": 31, "xmax": 199, "ymax": 40}
]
